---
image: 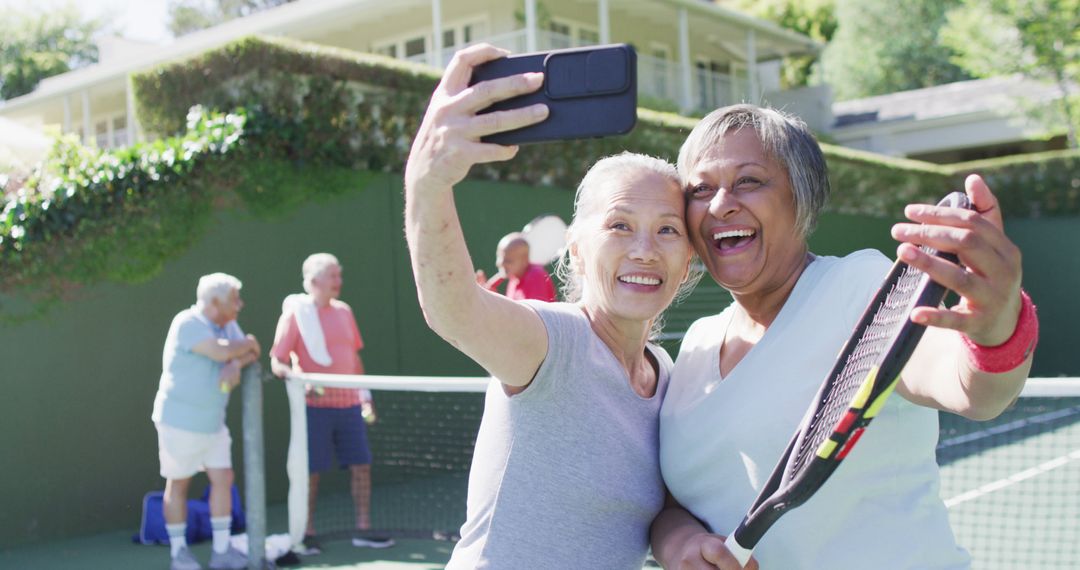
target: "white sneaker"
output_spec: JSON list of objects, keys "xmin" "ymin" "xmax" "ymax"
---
[
  {"xmin": 352, "ymin": 535, "xmax": 395, "ymax": 549},
  {"xmin": 208, "ymin": 546, "xmax": 248, "ymax": 569},
  {"xmin": 171, "ymin": 546, "xmax": 203, "ymax": 570}
]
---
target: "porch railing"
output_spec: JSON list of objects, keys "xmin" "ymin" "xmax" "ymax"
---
[{"xmin": 404, "ymin": 29, "xmax": 826, "ymax": 119}]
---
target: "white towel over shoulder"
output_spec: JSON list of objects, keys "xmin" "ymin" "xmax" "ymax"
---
[{"xmin": 282, "ymin": 294, "xmax": 333, "ymax": 367}]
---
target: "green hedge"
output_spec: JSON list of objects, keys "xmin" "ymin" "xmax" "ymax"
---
[
  {"xmin": 0, "ymin": 108, "xmax": 244, "ymax": 320},
  {"xmin": 944, "ymin": 149, "xmax": 1080, "ymax": 217},
  {"xmin": 2, "ymin": 35, "xmax": 1078, "ymax": 320}
]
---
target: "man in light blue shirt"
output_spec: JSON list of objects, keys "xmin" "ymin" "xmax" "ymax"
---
[{"xmin": 151, "ymin": 273, "xmax": 260, "ymax": 570}]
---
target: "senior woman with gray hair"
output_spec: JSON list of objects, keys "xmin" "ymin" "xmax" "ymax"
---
[
  {"xmin": 152, "ymin": 272, "xmax": 261, "ymax": 570},
  {"xmin": 405, "ymin": 43, "xmax": 696, "ymax": 568},
  {"xmin": 650, "ymin": 104, "xmax": 1037, "ymax": 569}
]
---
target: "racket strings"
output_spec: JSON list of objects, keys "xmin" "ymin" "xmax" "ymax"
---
[{"xmin": 787, "ymin": 264, "xmax": 928, "ymax": 478}]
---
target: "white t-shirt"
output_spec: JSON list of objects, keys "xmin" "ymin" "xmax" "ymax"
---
[{"xmin": 660, "ymin": 250, "xmax": 971, "ymax": 569}]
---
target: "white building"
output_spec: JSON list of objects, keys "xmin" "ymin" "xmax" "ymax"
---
[
  {"xmin": 830, "ymin": 75, "xmax": 1070, "ymax": 164},
  {"xmin": 0, "ymin": 0, "xmax": 829, "ymax": 149}
]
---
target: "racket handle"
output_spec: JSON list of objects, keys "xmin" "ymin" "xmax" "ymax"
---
[{"xmin": 724, "ymin": 533, "xmax": 753, "ymax": 567}]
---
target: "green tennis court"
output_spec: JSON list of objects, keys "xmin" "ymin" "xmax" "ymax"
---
[
  {"xmin": 4, "ymin": 384, "xmax": 1076, "ymax": 569},
  {"xmin": 938, "ymin": 394, "xmax": 1080, "ymax": 569}
]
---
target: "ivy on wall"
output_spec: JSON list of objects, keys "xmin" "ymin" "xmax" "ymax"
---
[
  {"xmin": 0, "ymin": 109, "xmax": 243, "ymax": 320},
  {"xmin": 1, "ymin": 35, "xmax": 1078, "ymax": 320}
]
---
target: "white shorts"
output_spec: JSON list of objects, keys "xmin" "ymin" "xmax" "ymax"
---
[{"xmin": 156, "ymin": 423, "xmax": 232, "ymax": 480}]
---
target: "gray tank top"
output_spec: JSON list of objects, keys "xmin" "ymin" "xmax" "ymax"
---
[{"xmin": 447, "ymin": 301, "xmax": 672, "ymax": 569}]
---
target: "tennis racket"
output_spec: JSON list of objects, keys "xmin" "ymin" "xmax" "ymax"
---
[
  {"xmin": 521, "ymin": 214, "xmax": 567, "ymax": 265},
  {"xmin": 723, "ymin": 191, "xmax": 973, "ymax": 566}
]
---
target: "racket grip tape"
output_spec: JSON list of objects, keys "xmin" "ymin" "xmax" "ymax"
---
[{"xmin": 724, "ymin": 533, "xmax": 754, "ymax": 567}]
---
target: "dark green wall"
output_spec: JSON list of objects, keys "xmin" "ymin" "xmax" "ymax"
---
[
  {"xmin": 1005, "ymin": 217, "xmax": 1080, "ymax": 377},
  {"xmin": 1, "ymin": 169, "xmax": 1074, "ymax": 548},
  {"xmin": 0, "ymin": 170, "xmax": 575, "ymax": 548},
  {"xmin": 812, "ymin": 212, "xmax": 1077, "ymax": 378}
]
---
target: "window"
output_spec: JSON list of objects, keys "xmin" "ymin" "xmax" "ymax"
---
[
  {"xmin": 696, "ymin": 59, "xmax": 728, "ymax": 110},
  {"xmin": 373, "ymin": 16, "xmax": 487, "ymax": 65},
  {"xmin": 404, "ymin": 36, "xmax": 426, "ymax": 58},
  {"xmin": 112, "ymin": 116, "xmax": 128, "ymax": 147},
  {"xmin": 95, "ymin": 120, "xmax": 109, "ymax": 148},
  {"xmin": 578, "ymin": 28, "xmax": 599, "ymax": 45},
  {"xmin": 651, "ymin": 45, "xmax": 670, "ymax": 98},
  {"xmin": 549, "ymin": 21, "xmax": 571, "ymax": 49}
]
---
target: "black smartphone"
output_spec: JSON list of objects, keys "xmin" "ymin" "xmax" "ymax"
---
[{"xmin": 469, "ymin": 43, "xmax": 637, "ymax": 145}]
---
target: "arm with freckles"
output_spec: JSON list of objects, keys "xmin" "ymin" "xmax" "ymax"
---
[
  {"xmin": 895, "ymin": 175, "xmax": 1033, "ymax": 420},
  {"xmin": 404, "ymin": 44, "xmax": 551, "ymax": 387}
]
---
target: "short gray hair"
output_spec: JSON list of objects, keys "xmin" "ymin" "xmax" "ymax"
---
[
  {"xmin": 196, "ymin": 272, "xmax": 242, "ymax": 307},
  {"xmin": 302, "ymin": 253, "xmax": 340, "ymax": 294},
  {"xmin": 677, "ymin": 104, "xmax": 829, "ymax": 238},
  {"xmin": 554, "ymin": 152, "xmax": 701, "ymax": 310}
]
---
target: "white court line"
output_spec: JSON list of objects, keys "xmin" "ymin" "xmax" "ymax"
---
[
  {"xmin": 945, "ymin": 448, "xmax": 1080, "ymax": 508},
  {"xmin": 938, "ymin": 406, "xmax": 1080, "ymax": 450},
  {"xmin": 287, "ymin": 372, "xmax": 491, "ymax": 392}
]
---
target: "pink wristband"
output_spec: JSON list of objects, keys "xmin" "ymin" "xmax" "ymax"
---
[{"xmin": 962, "ymin": 290, "xmax": 1038, "ymax": 373}]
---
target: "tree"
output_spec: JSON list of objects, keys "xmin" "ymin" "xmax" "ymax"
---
[
  {"xmin": 821, "ymin": 0, "xmax": 971, "ymax": 100},
  {"xmin": 940, "ymin": 0, "xmax": 1079, "ymax": 148},
  {"xmin": 167, "ymin": 0, "xmax": 297, "ymax": 37},
  {"xmin": 729, "ymin": 0, "xmax": 838, "ymax": 89},
  {"xmin": 0, "ymin": 5, "xmax": 102, "ymax": 101}
]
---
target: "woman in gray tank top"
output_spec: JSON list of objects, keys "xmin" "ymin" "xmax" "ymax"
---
[{"xmin": 403, "ymin": 43, "xmax": 699, "ymax": 569}]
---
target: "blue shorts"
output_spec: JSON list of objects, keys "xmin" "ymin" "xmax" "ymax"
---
[{"xmin": 306, "ymin": 406, "xmax": 372, "ymax": 473}]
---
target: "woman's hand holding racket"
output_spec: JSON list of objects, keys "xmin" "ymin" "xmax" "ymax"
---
[
  {"xmin": 892, "ymin": 174, "xmax": 1023, "ymax": 346},
  {"xmin": 675, "ymin": 532, "xmax": 760, "ymax": 570},
  {"xmin": 404, "ymin": 43, "xmax": 549, "ymax": 195}
]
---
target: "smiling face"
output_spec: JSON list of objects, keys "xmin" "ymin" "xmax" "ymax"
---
[
  {"xmin": 572, "ymin": 168, "xmax": 692, "ymax": 325},
  {"xmin": 685, "ymin": 128, "xmax": 807, "ymax": 297}
]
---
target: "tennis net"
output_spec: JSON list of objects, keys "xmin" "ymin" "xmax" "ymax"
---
[
  {"xmin": 272, "ymin": 374, "xmax": 1079, "ymax": 567},
  {"xmin": 938, "ymin": 377, "xmax": 1080, "ymax": 569},
  {"xmin": 282, "ymin": 373, "xmax": 488, "ymax": 544}
]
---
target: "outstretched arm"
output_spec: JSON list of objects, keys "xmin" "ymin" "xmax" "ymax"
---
[
  {"xmin": 404, "ymin": 44, "xmax": 551, "ymax": 387},
  {"xmin": 895, "ymin": 174, "xmax": 1035, "ymax": 420}
]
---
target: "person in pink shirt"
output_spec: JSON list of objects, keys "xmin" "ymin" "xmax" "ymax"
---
[
  {"xmin": 477, "ymin": 232, "xmax": 557, "ymax": 302},
  {"xmin": 270, "ymin": 253, "xmax": 393, "ymax": 552}
]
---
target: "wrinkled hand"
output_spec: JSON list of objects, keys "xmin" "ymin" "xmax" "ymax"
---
[
  {"xmin": 362, "ymin": 402, "xmax": 377, "ymax": 425},
  {"xmin": 671, "ymin": 533, "xmax": 759, "ymax": 570},
  {"xmin": 270, "ymin": 358, "xmax": 291, "ymax": 379},
  {"xmin": 403, "ymin": 43, "xmax": 549, "ymax": 195},
  {"xmin": 219, "ymin": 358, "xmax": 242, "ymax": 392},
  {"xmin": 245, "ymin": 334, "xmax": 262, "ymax": 359},
  {"xmin": 891, "ymin": 174, "xmax": 1023, "ymax": 346}
]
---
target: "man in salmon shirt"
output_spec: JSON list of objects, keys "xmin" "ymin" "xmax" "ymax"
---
[
  {"xmin": 476, "ymin": 232, "xmax": 557, "ymax": 302},
  {"xmin": 270, "ymin": 253, "xmax": 394, "ymax": 553}
]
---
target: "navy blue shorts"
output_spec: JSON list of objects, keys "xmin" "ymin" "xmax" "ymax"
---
[{"xmin": 306, "ymin": 406, "xmax": 372, "ymax": 473}]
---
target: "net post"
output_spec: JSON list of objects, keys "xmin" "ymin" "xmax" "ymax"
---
[{"xmin": 241, "ymin": 363, "xmax": 267, "ymax": 569}]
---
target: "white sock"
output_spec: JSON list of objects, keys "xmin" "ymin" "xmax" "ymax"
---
[
  {"xmin": 166, "ymin": 523, "xmax": 187, "ymax": 557},
  {"xmin": 211, "ymin": 516, "xmax": 231, "ymax": 554}
]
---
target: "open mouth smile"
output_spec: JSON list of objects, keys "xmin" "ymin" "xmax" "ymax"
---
[{"xmin": 712, "ymin": 228, "xmax": 756, "ymax": 252}]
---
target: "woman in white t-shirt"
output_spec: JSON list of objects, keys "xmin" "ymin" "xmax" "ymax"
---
[
  {"xmin": 650, "ymin": 104, "xmax": 1039, "ymax": 570},
  {"xmin": 404, "ymin": 44, "xmax": 697, "ymax": 568}
]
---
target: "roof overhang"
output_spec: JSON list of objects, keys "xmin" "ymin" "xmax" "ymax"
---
[{"xmin": 0, "ymin": 0, "xmax": 820, "ymax": 112}]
